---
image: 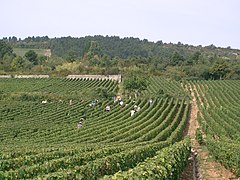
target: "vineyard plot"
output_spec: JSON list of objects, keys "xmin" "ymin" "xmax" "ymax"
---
[
  {"xmin": 190, "ymin": 80, "xmax": 240, "ymax": 176},
  {"xmin": 0, "ymin": 77, "xmax": 190, "ymax": 179}
]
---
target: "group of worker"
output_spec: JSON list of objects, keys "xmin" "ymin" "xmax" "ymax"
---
[{"xmin": 76, "ymin": 98, "xmax": 153, "ymax": 128}]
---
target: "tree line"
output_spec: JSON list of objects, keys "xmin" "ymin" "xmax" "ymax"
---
[{"xmin": 0, "ymin": 36, "xmax": 240, "ymax": 80}]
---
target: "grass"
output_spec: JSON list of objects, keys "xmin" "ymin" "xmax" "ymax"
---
[{"xmin": 13, "ymin": 48, "xmax": 51, "ymax": 57}]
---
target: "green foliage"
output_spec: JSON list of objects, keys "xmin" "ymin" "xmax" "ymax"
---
[
  {"xmin": 96, "ymin": 87, "xmax": 115, "ymax": 99},
  {"xmin": 191, "ymin": 51, "xmax": 201, "ymax": 63},
  {"xmin": 83, "ymin": 41, "xmax": 103, "ymax": 64},
  {"xmin": 124, "ymin": 74, "xmax": 148, "ymax": 95},
  {"xmin": 207, "ymin": 137, "xmax": 240, "ymax": 176},
  {"xmin": 66, "ymin": 49, "xmax": 77, "ymax": 62},
  {"xmin": 0, "ymin": 77, "xmax": 191, "ymax": 179},
  {"xmin": 0, "ymin": 40, "xmax": 13, "ymax": 59},
  {"xmin": 196, "ymin": 128, "xmax": 204, "ymax": 145},
  {"xmin": 13, "ymin": 48, "xmax": 48, "ymax": 57},
  {"xmin": 24, "ymin": 50, "xmax": 38, "ymax": 65},
  {"xmin": 1, "ymin": 36, "xmax": 240, "ymax": 80},
  {"xmin": 11, "ymin": 56, "xmax": 26, "ymax": 70},
  {"xmin": 17, "ymin": 93, "xmax": 44, "ymax": 101},
  {"xmin": 192, "ymin": 80, "xmax": 240, "ymax": 176},
  {"xmin": 171, "ymin": 51, "xmax": 184, "ymax": 66},
  {"xmin": 210, "ymin": 59, "xmax": 229, "ymax": 80},
  {"xmin": 103, "ymin": 138, "xmax": 191, "ymax": 180}
]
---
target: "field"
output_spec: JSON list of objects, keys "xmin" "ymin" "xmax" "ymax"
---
[
  {"xmin": 191, "ymin": 80, "xmax": 240, "ymax": 176},
  {"xmin": 13, "ymin": 48, "xmax": 51, "ymax": 57},
  {"xmin": 0, "ymin": 77, "xmax": 239, "ymax": 179}
]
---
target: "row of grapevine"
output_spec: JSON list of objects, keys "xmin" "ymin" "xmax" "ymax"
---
[
  {"xmin": 0, "ymin": 77, "xmax": 191, "ymax": 179},
  {"xmin": 144, "ymin": 76, "xmax": 187, "ymax": 99},
  {"xmin": 0, "ymin": 78, "xmax": 117, "ymax": 100},
  {"xmin": 102, "ymin": 138, "xmax": 191, "ymax": 180},
  {"xmin": 190, "ymin": 80, "xmax": 240, "ymax": 176}
]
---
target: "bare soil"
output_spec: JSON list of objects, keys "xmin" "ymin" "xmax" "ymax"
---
[{"xmin": 180, "ymin": 84, "xmax": 239, "ymax": 180}]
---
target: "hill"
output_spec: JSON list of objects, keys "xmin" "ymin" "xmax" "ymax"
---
[{"xmin": 1, "ymin": 36, "xmax": 240, "ymax": 79}]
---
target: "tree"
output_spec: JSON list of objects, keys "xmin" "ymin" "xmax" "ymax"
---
[
  {"xmin": 0, "ymin": 53, "xmax": 15, "ymax": 71},
  {"xmin": 124, "ymin": 74, "xmax": 148, "ymax": 96},
  {"xmin": 84, "ymin": 41, "xmax": 103, "ymax": 61},
  {"xmin": 95, "ymin": 87, "xmax": 115, "ymax": 99},
  {"xmin": 0, "ymin": 40, "xmax": 13, "ymax": 59},
  {"xmin": 66, "ymin": 49, "xmax": 77, "ymax": 62},
  {"xmin": 25, "ymin": 50, "xmax": 38, "ymax": 65},
  {"xmin": 170, "ymin": 52, "xmax": 184, "ymax": 66},
  {"xmin": 100, "ymin": 54, "xmax": 111, "ymax": 67},
  {"xmin": 210, "ymin": 60, "xmax": 229, "ymax": 80},
  {"xmin": 11, "ymin": 56, "xmax": 26, "ymax": 70},
  {"xmin": 191, "ymin": 51, "xmax": 201, "ymax": 63}
]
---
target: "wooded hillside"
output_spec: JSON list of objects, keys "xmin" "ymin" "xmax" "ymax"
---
[{"xmin": 1, "ymin": 36, "xmax": 240, "ymax": 80}]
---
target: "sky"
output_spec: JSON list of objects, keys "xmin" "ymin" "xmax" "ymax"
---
[{"xmin": 1, "ymin": 0, "xmax": 240, "ymax": 49}]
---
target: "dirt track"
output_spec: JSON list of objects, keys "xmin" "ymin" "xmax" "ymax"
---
[{"xmin": 181, "ymin": 84, "xmax": 238, "ymax": 180}]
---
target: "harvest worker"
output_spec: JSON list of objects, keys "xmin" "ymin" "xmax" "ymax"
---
[
  {"xmin": 119, "ymin": 100, "xmax": 123, "ymax": 106},
  {"xmin": 136, "ymin": 106, "xmax": 140, "ymax": 112},
  {"xmin": 149, "ymin": 99, "xmax": 153, "ymax": 105},
  {"xmin": 106, "ymin": 105, "xmax": 110, "ymax": 112},
  {"xmin": 42, "ymin": 100, "xmax": 47, "ymax": 104},
  {"xmin": 130, "ymin": 109, "xmax": 135, "ymax": 116},
  {"xmin": 77, "ymin": 121, "xmax": 82, "ymax": 128},
  {"xmin": 113, "ymin": 96, "xmax": 117, "ymax": 102}
]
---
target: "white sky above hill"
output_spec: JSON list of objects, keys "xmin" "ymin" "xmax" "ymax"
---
[{"xmin": 1, "ymin": 0, "xmax": 240, "ymax": 49}]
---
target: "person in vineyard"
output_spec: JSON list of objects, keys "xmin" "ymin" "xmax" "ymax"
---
[
  {"xmin": 134, "ymin": 105, "xmax": 137, "ymax": 109},
  {"xmin": 77, "ymin": 118, "xmax": 84, "ymax": 128},
  {"xmin": 119, "ymin": 100, "xmax": 123, "ymax": 106},
  {"xmin": 149, "ymin": 99, "xmax": 153, "ymax": 105},
  {"xmin": 113, "ymin": 96, "xmax": 117, "ymax": 102},
  {"xmin": 77, "ymin": 121, "xmax": 82, "ymax": 128},
  {"xmin": 106, "ymin": 105, "xmax": 110, "ymax": 112},
  {"xmin": 130, "ymin": 109, "xmax": 135, "ymax": 116},
  {"xmin": 41, "ymin": 100, "xmax": 47, "ymax": 104},
  {"xmin": 136, "ymin": 106, "xmax": 140, "ymax": 112}
]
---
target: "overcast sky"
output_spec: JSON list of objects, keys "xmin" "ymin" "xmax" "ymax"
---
[{"xmin": 1, "ymin": 0, "xmax": 240, "ymax": 49}]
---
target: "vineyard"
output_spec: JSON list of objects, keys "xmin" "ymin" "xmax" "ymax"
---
[
  {"xmin": 0, "ymin": 77, "xmax": 239, "ymax": 179},
  {"xmin": 189, "ymin": 80, "xmax": 240, "ymax": 176}
]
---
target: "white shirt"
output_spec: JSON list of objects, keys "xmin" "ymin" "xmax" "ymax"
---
[
  {"xmin": 130, "ymin": 110, "xmax": 135, "ymax": 116},
  {"xmin": 106, "ymin": 105, "xmax": 110, "ymax": 111}
]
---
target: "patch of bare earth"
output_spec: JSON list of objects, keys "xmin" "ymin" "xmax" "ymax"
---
[{"xmin": 180, "ymin": 84, "xmax": 239, "ymax": 180}]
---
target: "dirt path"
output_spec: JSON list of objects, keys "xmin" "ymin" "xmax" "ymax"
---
[
  {"xmin": 181, "ymin": 84, "xmax": 238, "ymax": 180},
  {"xmin": 117, "ymin": 81, "xmax": 123, "ymax": 99}
]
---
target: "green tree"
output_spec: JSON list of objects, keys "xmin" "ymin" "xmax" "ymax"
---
[
  {"xmin": 84, "ymin": 41, "xmax": 103, "ymax": 62},
  {"xmin": 210, "ymin": 60, "xmax": 229, "ymax": 80},
  {"xmin": 124, "ymin": 74, "xmax": 148, "ymax": 96},
  {"xmin": 192, "ymin": 51, "xmax": 201, "ymax": 63},
  {"xmin": 66, "ymin": 49, "xmax": 77, "ymax": 62},
  {"xmin": 25, "ymin": 50, "xmax": 38, "ymax": 65},
  {"xmin": 0, "ymin": 54, "xmax": 15, "ymax": 71},
  {"xmin": 95, "ymin": 87, "xmax": 115, "ymax": 99},
  {"xmin": 100, "ymin": 54, "xmax": 111, "ymax": 67},
  {"xmin": 11, "ymin": 56, "xmax": 26, "ymax": 70},
  {"xmin": 170, "ymin": 52, "xmax": 184, "ymax": 66},
  {"xmin": 0, "ymin": 40, "xmax": 13, "ymax": 59}
]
